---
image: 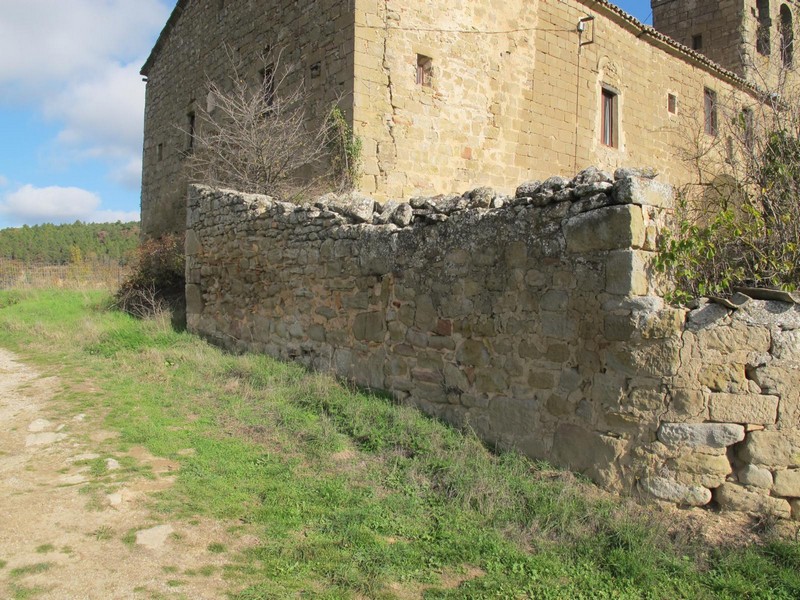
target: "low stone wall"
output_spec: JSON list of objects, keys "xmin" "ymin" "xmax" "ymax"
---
[{"xmin": 185, "ymin": 169, "xmax": 800, "ymax": 519}]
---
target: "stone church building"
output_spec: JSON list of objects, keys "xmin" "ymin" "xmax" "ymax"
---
[{"xmin": 140, "ymin": 0, "xmax": 798, "ymax": 237}]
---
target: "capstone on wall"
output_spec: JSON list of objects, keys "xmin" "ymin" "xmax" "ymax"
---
[
  {"xmin": 141, "ymin": 0, "xmax": 356, "ymax": 238},
  {"xmin": 185, "ymin": 171, "xmax": 800, "ymax": 519}
]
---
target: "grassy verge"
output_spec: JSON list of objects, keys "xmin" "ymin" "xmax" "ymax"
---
[{"xmin": 0, "ymin": 289, "xmax": 798, "ymax": 599}]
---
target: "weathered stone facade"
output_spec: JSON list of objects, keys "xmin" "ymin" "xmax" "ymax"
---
[
  {"xmin": 653, "ymin": 0, "xmax": 800, "ymax": 88},
  {"xmin": 142, "ymin": 0, "xmax": 800, "ymax": 237},
  {"xmin": 185, "ymin": 171, "xmax": 800, "ymax": 519},
  {"xmin": 141, "ymin": 0, "xmax": 356, "ymax": 237}
]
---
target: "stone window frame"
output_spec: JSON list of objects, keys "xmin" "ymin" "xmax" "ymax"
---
[
  {"xmin": 416, "ymin": 54, "xmax": 433, "ymax": 88},
  {"xmin": 692, "ymin": 33, "xmax": 703, "ymax": 51},
  {"xmin": 186, "ymin": 109, "xmax": 197, "ymax": 153},
  {"xmin": 780, "ymin": 3, "xmax": 794, "ymax": 67},
  {"xmin": 757, "ymin": 0, "xmax": 772, "ymax": 56},
  {"xmin": 600, "ymin": 85, "xmax": 619, "ymax": 148},
  {"xmin": 668, "ymin": 93, "xmax": 678, "ymax": 115},
  {"xmin": 704, "ymin": 87, "xmax": 718, "ymax": 136}
]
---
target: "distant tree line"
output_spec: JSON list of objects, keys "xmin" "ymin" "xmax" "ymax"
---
[{"xmin": 0, "ymin": 221, "xmax": 140, "ymax": 265}]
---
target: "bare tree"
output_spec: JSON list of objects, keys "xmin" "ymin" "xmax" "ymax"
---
[
  {"xmin": 660, "ymin": 44, "xmax": 800, "ymax": 298},
  {"xmin": 186, "ymin": 47, "xmax": 355, "ymax": 200}
]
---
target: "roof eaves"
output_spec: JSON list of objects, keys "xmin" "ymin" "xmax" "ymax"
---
[
  {"xmin": 578, "ymin": 0, "xmax": 754, "ymax": 93},
  {"xmin": 141, "ymin": 0, "xmax": 190, "ymax": 77}
]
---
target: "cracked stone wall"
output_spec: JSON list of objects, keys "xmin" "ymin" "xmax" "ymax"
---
[{"xmin": 186, "ymin": 169, "xmax": 800, "ymax": 519}]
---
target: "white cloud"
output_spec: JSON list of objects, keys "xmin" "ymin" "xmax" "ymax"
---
[
  {"xmin": 0, "ymin": 0, "xmax": 170, "ymax": 199},
  {"xmin": 0, "ymin": 0, "xmax": 169, "ymax": 101},
  {"xmin": 0, "ymin": 184, "xmax": 109, "ymax": 225},
  {"xmin": 0, "ymin": 175, "xmax": 7, "ymax": 187},
  {"xmin": 44, "ymin": 62, "xmax": 147, "ymax": 175},
  {"xmin": 0, "ymin": 185, "xmax": 138, "ymax": 225}
]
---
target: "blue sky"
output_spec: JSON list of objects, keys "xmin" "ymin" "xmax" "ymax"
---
[{"xmin": 0, "ymin": 1, "xmax": 650, "ymax": 228}]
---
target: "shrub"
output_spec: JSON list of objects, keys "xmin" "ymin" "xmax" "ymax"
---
[{"xmin": 115, "ymin": 234, "xmax": 185, "ymax": 321}]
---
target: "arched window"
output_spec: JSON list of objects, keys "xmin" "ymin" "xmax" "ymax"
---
[
  {"xmin": 781, "ymin": 4, "xmax": 794, "ymax": 67},
  {"xmin": 757, "ymin": 0, "xmax": 772, "ymax": 56}
]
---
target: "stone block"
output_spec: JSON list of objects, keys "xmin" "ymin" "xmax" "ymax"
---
[
  {"xmin": 773, "ymin": 469, "xmax": 800, "ymax": 497},
  {"xmin": 699, "ymin": 364, "xmax": 747, "ymax": 393},
  {"xmin": 714, "ymin": 483, "xmax": 792, "ymax": 518},
  {"xmin": 792, "ymin": 499, "xmax": 800, "ymax": 521},
  {"xmin": 639, "ymin": 476, "xmax": 711, "ymax": 507},
  {"xmin": 606, "ymin": 249, "xmax": 648, "ymax": 296},
  {"xmin": 613, "ymin": 176, "xmax": 674, "ymax": 208},
  {"xmin": 488, "ymin": 396, "xmax": 539, "ymax": 438},
  {"xmin": 185, "ymin": 284, "xmax": 204, "ymax": 316},
  {"xmin": 738, "ymin": 431, "xmax": 800, "ymax": 468},
  {"xmin": 604, "ymin": 313, "xmax": 636, "ymax": 341},
  {"xmin": 185, "ymin": 229, "xmax": 202, "ymax": 255},
  {"xmin": 738, "ymin": 464, "xmax": 773, "ymax": 489},
  {"xmin": 551, "ymin": 424, "xmax": 626, "ymax": 490},
  {"xmin": 657, "ymin": 423, "xmax": 745, "ymax": 449},
  {"xmin": 353, "ymin": 311, "xmax": 385, "ymax": 342},
  {"xmin": 456, "ymin": 340, "xmax": 490, "ymax": 367},
  {"xmin": 708, "ymin": 393, "xmax": 778, "ymax": 425},
  {"xmin": 665, "ymin": 389, "xmax": 708, "ymax": 420},
  {"xmin": 667, "ymin": 452, "xmax": 732, "ymax": 488},
  {"xmin": 564, "ymin": 205, "xmax": 645, "ymax": 253}
]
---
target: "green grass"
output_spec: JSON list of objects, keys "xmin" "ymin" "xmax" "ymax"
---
[
  {"xmin": 9, "ymin": 584, "xmax": 46, "ymax": 600},
  {"xmin": 33, "ymin": 545, "xmax": 55, "ymax": 555},
  {"xmin": 9, "ymin": 563, "xmax": 53, "ymax": 578},
  {"xmin": 0, "ymin": 290, "xmax": 799, "ymax": 599}
]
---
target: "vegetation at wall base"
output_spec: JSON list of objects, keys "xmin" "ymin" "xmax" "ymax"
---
[
  {"xmin": 114, "ymin": 234, "xmax": 185, "ymax": 323},
  {"xmin": 0, "ymin": 289, "xmax": 798, "ymax": 598}
]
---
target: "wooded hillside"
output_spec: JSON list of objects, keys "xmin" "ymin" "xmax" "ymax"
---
[{"xmin": 0, "ymin": 222, "xmax": 140, "ymax": 264}]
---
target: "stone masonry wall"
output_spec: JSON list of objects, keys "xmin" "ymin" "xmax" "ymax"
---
[{"xmin": 186, "ymin": 169, "xmax": 800, "ymax": 519}]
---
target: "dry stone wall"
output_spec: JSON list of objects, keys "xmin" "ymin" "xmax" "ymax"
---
[{"xmin": 186, "ymin": 169, "xmax": 800, "ymax": 520}]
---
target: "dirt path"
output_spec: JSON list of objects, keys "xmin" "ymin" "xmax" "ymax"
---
[{"xmin": 0, "ymin": 349, "xmax": 243, "ymax": 599}]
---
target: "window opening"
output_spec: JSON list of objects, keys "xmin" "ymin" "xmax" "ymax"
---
[
  {"xmin": 310, "ymin": 62, "xmax": 321, "ymax": 79},
  {"xmin": 692, "ymin": 34, "xmax": 703, "ymax": 50},
  {"xmin": 742, "ymin": 107, "xmax": 755, "ymax": 150},
  {"xmin": 157, "ymin": 143, "xmax": 163, "ymax": 162},
  {"xmin": 668, "ymin": 93, "xmax": 678, "ymax": 114},
  {"xmin": 757, "ymin": 0, "xmax": 772, "ymax": 55},
  {"xmin": 781, "ymin": 4, "xmax": 794, "ymax": 66},
  {"xmin": 187, "ymin": 111, "xmax": 196, "ymax": 151},
  {"xmin": 416, "ymin": 55, "xmax": 433, "ymax": 87},
  {"xmin": 601, "ymin": 87, "xmax": 618, "ymax": 147},
  {"xmin": 704, "ymin": 88, "xmax": 718, "ymax": 136},
  {"xmin": 261, "ymin": 64, "xmax": 275, "ymax": 110}
]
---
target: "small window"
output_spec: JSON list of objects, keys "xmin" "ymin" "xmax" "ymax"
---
[
  {"xmin": 601, "ymin": 87, "xmax": 618, "ymax": 147},
  {"xmin": 781, "ymin": 4, "xmax": 794, "ymax": 67},
  {"xmin": 416, "ymin": 55, "xmax": 433, "ymax": 87},
  {"xmin": 261, "ymin": 65, "xmax": 275, "ymax": 110},
  {"xmin": 704, "ymin": 88, "xmax": 718, "ymax": 136},
  {"xmin": 742, "ymin": 107, "xmax": 755, "ymax": 150},
  {"xmin": 692, "ymin": 34, "xmax": 703, "ymax": 50},
  {"xmin": 157, "ymin": 143, "xmax": 163, "ymax": 162},
  {"xmin": 757, "ymin": 0, "xmax": 772, "ymax": 55},
  {"xmin": 187, "ymin": 111, "xmax": 196, "ymax": 150},
  {"xmin": 668, "ymin": 93, "xmax": 678, "ymax": 114},
  {"xmin": 310, "ymin": 62, "xmax": 321, "ymax": 79}
]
